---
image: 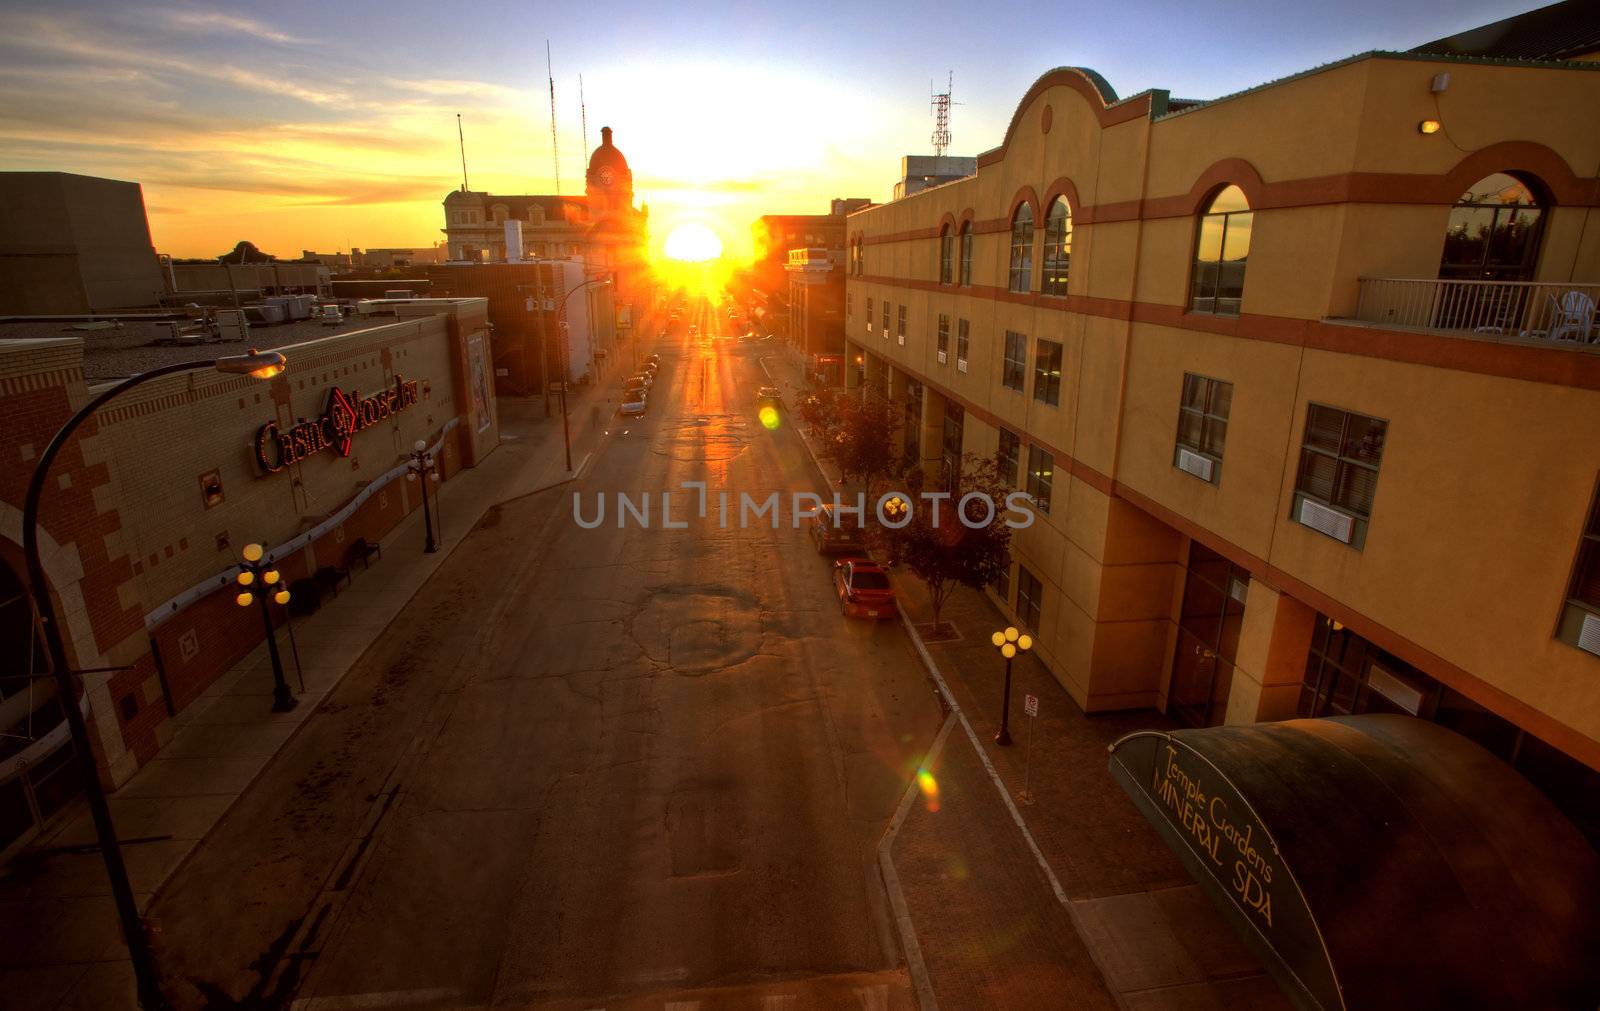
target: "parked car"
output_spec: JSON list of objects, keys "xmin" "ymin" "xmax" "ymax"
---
[
  {"xmin": 646, "ymin": 353, "xmax": 661, "ymax": 365},
  {"xmin": 620, "ymin": 391, "xmax": 647, "ymax": 416},
  {"xmin": 623, "ymin": 376, "xmax": 647, "ymax": 396},
  {"xmin": 688, "ymin": 324, "xmax": 699, "ymax": 336},
  {"xmin": 834, "ymin": 559, "xmax": 897, "ymax": 619},
  {"xmin": 757, "ymin": 385, "xmax": 782, "ymax": 404},
  {"xmin": 810, "ymin": 503, "xmax": 871, "ymax": 555}
]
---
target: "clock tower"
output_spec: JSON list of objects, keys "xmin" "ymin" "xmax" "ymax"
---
[{"xmin": 585, "ymin": 126, "xmax": 633, "ymax": 217}]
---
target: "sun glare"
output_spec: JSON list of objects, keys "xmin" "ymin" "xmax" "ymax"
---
[{"xmin": 665, "ymin": 223, "xmax": 723, "ymax": 262}]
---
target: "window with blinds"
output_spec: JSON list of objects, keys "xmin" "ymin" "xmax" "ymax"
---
[
  {"xmin": 1026, "ymin": 445, "xmax": 1053, "ymax": 515},
  {"xmin": 1033, "ymin": 339, "xmax": 1062, "ymax": 406},
  {"xmin": 1174, "ymin": 373, "xmax": 1232, "ymax": 483},
  {"xmin": 1292, "ymin": 403, "xmax": 1386, "ymax": 548},
  {"xmin": 937, "ymin": 314, "xmax": 950, "ymax": 364}
]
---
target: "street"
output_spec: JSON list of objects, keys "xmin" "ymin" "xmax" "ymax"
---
[{"xmin": 144, "ymin": 300, "xmax": 945, "ymax": 1009}]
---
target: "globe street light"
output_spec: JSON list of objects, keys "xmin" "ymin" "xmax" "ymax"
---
[
  {"xmin": 407, "ymin": 439, "xmax": 441, "ymax": 553},
  {"xmin": 233, "ymin": 544, "xmax": 296, "ymax": 713},
  {"xmin": 990, "ymin": 625, "xmax": 1033, "ymax": 746},
  {"xmin": 20, "ymin": 348, "xmax": 286, "ymax": 1010}
]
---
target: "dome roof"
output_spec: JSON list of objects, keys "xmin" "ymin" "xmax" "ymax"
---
[{"xmin": 586, "ymin": 126, "xmax": 631, "ymax": 190}]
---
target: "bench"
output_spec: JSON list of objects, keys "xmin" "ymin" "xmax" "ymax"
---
[
  {"xmin": 287, "ymin": 578, "xmax": 321, "ymax": 617},
  {"xmin": 314, "ymin": 564, "xmax": 351, "ymax": 597},
  {"xmin": 348, "ymin": 537, "xmax": 382, "ymax": 569}
]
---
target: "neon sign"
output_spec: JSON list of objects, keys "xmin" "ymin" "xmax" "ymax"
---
[{"xmin": 255, "ymin": 375, "xmax": 421, "ymax": 473}]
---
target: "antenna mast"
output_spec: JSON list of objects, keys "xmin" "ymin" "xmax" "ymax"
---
[
  {"xmin": 930, "ymin": 71, "xmax": 954, "ymax": 174},
  {"xmin": 579, "ymin": 74, "xmax": 589, "ymax": 160},
  {"xmin": 456, "ymin": 113, "xmax": 469, "ymax": 192},
  {"xmin": 547, "ymin": 41, "xmax": 561, "ymax": 194}
]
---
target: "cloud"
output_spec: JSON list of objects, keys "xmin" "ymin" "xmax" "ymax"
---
[{"xmin": 148, "ymin": 7, "xmax": 311, "ymax": 46}]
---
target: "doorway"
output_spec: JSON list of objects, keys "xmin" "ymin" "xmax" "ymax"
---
[{"xmin": 1168, "ymin": 543, "xmax": 1249, "ymax": 727}]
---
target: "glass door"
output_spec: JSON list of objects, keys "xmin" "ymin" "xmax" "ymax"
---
[{"xmin": 1169, "ymin": 544, "xmax": 1248, "ymax": 727}]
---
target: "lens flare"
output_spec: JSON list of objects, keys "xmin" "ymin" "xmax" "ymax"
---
[
  {"xmin": 916, "ymin": 769, "xmax": 940, "ymax": 812},
  {"xmin": 758, "ymin": 404, "xmax": 781, "ymax": 430}
]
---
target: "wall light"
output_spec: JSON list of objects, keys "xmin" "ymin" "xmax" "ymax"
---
[{"xmin": 1418, "ymin": 119, "xmax": 1442, "ymax": 135}]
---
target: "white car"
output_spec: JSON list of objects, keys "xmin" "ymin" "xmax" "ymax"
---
[{"xmin": 620, "ymin": 392, "xmax": 646, "ymax": 416}]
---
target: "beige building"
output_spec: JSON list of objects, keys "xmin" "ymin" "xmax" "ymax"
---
[
  {"xmin": 0, "ymin": 172, "xmax": 165, "ymax": 313},
  {"xmin": 845, "ymin": 48, "xmax": 1600, "ymax": 848}
]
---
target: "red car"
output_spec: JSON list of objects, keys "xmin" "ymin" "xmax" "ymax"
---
[{"xmin": 834, "ymin": 558, "xmax": 896, "ymax": 619}]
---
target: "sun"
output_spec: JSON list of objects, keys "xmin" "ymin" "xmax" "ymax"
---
[{"xmin": 664, "ymin": 223, "xmax": 723, "ymax": 262}]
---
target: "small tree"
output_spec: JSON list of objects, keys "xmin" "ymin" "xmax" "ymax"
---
[
  {"xmin": 797, "ymin": 386, "xmax": 844, "ymax": 441},
  {"xmin": 831, "ymin": 390, "xmax": 902, "ymax": 490},
  {"xmin": 219, "ymin": 241, "xmax": 273, "ymax": 264},
  {"xmin": 877, "ymin": 453, "xmax": 1013, "ymax": 633}
]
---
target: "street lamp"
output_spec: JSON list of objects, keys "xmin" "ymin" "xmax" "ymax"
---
[
  {"xmin": 990, "ymin": 625, "xmax": 1034, "ymax": 746},
  {"xmin": 21, "ymin": 348, "xmax": 287, "ymax": 1010},
  {"xmin": 233, "ymin": 543, "xmax": 297, "ymax": 713},
  {"xmin": 407, "ymin": 440, "xmax": 441, "ymax": 553}
]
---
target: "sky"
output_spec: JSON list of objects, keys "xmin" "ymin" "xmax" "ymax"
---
[{"xmin": 0, "ymin": 0, "xmax": 1543, "ymax": 262}]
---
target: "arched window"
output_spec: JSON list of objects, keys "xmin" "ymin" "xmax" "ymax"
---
[
  {"xmin": 491, "ymin": 204, "xmax": 509, "ymax": 225},
  {"xmin": 939, "ymin": 226, "xmax": 953, "ymax": 285},
  {"xmin": 1440, "ymin": 173, "xmax": 1544, "ymax": 282},
  {"xmin": 959, "ymin": 222, "xmax": 973, "ymax": 286},
  {"xmin": 1042, "ymin": 198, "xmax": 1072, "ymax": 296},
  {"xmin": 1190, "ymin": 185, "xmax": 1252, "ymax": 315},
  {"xmin": 1008, "ymin": 204, "xmax": 1034, "ymax": 293}
]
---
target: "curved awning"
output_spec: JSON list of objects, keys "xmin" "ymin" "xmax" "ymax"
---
[{"xmin": 1108, "ymin": 714, "xmax": 1600, "ymax": 1010}]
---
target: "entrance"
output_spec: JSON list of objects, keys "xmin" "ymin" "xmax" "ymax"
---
[{"xmin": 1168, "ymin": 543, "xmax": 1248, "ymax": 727}]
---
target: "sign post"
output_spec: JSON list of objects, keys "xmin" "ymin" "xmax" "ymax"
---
[{"xmin": 1022, "ymin": 693, "xmax": 1039, "ymax": 804}]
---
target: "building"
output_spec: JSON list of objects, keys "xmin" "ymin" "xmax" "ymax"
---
[
  {"xmin": 424, "ymin": 258, "xmax": 620, "ymax": 395},
  {"xmin": 845, "ymin": 37, "xmax": 1600, "ymax": 1001},
  {"xmin": 0, "ymin": 172, "xmax": 165, "ymax": 314},
  {"xmin": 893, "ymin": 155, "xmax": 977, "ymax": 201},
  {"xmin": 750, "ymin": 198, "xmax": 871, "ymax": 332},
  {"xmin": 0, "ymin": 299, "xmax": 498, "ymax": 860},
  {"xmin": 163, "ymin": 260, "xmax": 331, "ymax": 300},
  {"xmin": 784, "ymin": 247, "xmax": 846, "ymax": 383}
]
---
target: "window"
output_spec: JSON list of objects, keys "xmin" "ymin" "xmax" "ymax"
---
[
  {"xmin": 1558, "ymin": 478, "xmax": 1600, "ymax": 654},
  {"xmin": 939, "ymin": 227, "xmax": 953, "ymax": 285},
  {"xmin": 866, "ymin": 297, "xmax": 874, "ymax": 333},
  {"xmin": 937, "ymin": 314, "xmax": 950, "ymax": 363},
  {"xmin": 1002, "ymin": 331, "xmax": 1027, "ymax": 391},
  {"xmin": 1190, "ymin": 185, "xmax": 1252, "ymax": 316},
  {"xmin": 957, "ymin": 319, "xmax": 970, "ymax": 369},
  {"xmin": 904, "ymin": 381, "xmax": 923, "ymax": 467},
  {"xmin": 1441, "ymin": 173, "xmax": 1544, "ymax": 282},
  {"xmin": 1042, "ymin": 198, "xmax": 1072, "ymax": 296},
  {"xmin": 897, "ymin": 304, "xmax": 908, "ymax": 345},
  {"xmin": 997, "ymin": 428, "xmax": 1020, "ymax": 486},
  {"xmin": 1017, "ymin": 566, "xmax": 1043, "ymax": 632},
  {"xmin": 846, "ymin": 291, "xmax": 854, "ymax": 320},
  {"xmin": 881, "ymin": 300, "xmax": 890, "ymax": 338},
  {"xmin": 959, "ymin": 223, "xmax": 973, "ymax": 286},
  {"xmin": 1008, "ymin": 204, "xmax": 1034, "ymax": 293},
  {"xmin": 1026, "ymin": 445, "xmax": 1053, "ymax": 515},
  {"xmin": 1033, "ymin": 339, "xmax": 1062, "ymax": 406},
  {"xmin": 1174, "ymin": 373, "xmax": 1233, "ymax": 483},
  {"xmin": 1292, "ymin": 404, "xmax": 1386, "ymax": 548},
  {"xmin": 993, "ymin": 554, "xmax": 1012, "ymax": 603}
]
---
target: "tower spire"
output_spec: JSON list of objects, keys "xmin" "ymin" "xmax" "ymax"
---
[{"xmin": 547, "ymin": 41, "xmax": 561, "ymax": 195}]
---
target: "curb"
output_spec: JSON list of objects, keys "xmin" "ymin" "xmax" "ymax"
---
[{"xmin": 877, "ymin": 714, "xmax": 955, "ymax": 1011}]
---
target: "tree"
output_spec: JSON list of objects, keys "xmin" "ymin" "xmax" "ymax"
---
[
  {"xmin": 219, "ymin": 241, "xmax": 275, "ymax": 264},
  {"xmin": 829, "ymin": 390, "xmax": 902, "ymax": 490},
  {"xmin": 876, "ymin": 453, "xmax": 1013, "ymax": 633},
  {"xmin": 796, "ymin": 385, "xmax": 845, "ymax": 441}
]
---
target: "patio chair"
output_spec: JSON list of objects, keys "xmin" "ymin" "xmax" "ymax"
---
[{"xmin": 1549, "ymin": 290, "xmax": 1597, "ymax": 343}]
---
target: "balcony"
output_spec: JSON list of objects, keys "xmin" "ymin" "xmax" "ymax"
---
[{"xmin": 1349, "ymin": 278, "xmax": 1599, "ymax": 350}]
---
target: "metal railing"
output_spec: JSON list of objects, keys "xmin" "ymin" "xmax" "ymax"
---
[{"xmin": 1352, "ymin": 277, "xmax": 1600, "ymax": 347}]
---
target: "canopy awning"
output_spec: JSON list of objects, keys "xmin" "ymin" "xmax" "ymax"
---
[{"xmin": 1108, "ymin": 714, "xmax": 1600, "ymax": 1010}]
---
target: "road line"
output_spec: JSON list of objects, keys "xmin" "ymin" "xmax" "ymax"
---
[
  {"xmin": 878, "ymin": 713, "xmax": 954, "ymax": 1011},
  {"xmin": 573, "ymin": 450, "xmax": 593, "ymax": 480}
]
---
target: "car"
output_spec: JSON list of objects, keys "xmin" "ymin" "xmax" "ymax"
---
[
  {"xmin": 620, "ymin": 391, "xmax": 646, "ymax": 416},
  {"xmin": 316, "ymin": 304, "xmax": 343, "ymax": 326},
  {"xmin": 623, "ymin": 376, "xmax": 647, "ymax": 396},
  {"xmin": 757, "ymin": 386, "xmax": 782, "ymax": 404},
  {"xmin": 833, "ymin": 558, "xmax": 897, "ymax": 619},
  {"xmin": 646, "ymin": 353, "xmax": 661, "ymax": 365},
  {"xmin": 636, "ymin": 372, "xmax": 653, "ymax": 388},
  {"xmin": 810, "ymin": 503, "xmax": 871, "ymax": 555}
]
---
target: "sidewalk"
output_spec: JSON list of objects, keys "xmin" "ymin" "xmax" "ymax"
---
[
  {"xmin": 0, "ymin": 373, "xmax": 625, "ymax": 1011},
  {"xmin": 763, "ymin": 347, "xmax": 1289, "ymax": 1010}
]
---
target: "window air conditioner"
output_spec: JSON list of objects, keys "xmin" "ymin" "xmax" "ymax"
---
[
  {"xmin": 1298, "ymin": 498, "xmax": 1355, "ymax": 543},
  {"xmin": 1176, "ymin": 448, "xmax": 1214, "ymax": 482}
]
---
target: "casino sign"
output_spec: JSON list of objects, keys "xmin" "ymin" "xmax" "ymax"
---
[{"xmin": 255, "ymin": 375, "xmax": 420, "ymax": 473}]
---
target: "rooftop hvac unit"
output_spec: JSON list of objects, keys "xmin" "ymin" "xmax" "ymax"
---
[
  {"xmin": 1298, "ymin": 498, "xmax": 1354, "ymax": 544},
  {"xmin": 1176, "ymin": 448, "xmax": 1214, "ymax": 482}
]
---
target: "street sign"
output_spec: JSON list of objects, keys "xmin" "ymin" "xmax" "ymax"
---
[{"xmin": 1025, "ymin": 694, "xmax": 1039, "ymax": 718}]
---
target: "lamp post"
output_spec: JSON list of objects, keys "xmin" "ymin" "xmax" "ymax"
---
[
  {"xmin": 233, "ymin": 543, "xmax": 296, "ymax": 713},
  {"xmin": 21, "ymin": 348, "xmax": 287, "ymax": 1011},
  {"xmin": 407, "ymin": 440, "xmax": 440, "ymax": 553},
  {"xmin": 553, "ymin": 274, "xmax": 613, "ymax": 473},
  {"xmin": 990, "ymin": 625, "xmax": 1033, "ymax": 746}
]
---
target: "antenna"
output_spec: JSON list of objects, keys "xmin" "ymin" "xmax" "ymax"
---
[
  {"xmin": 547, "ymin": 41, "xmax": 561, "ymax": 194},
  {"xmin": 930, "ymin": 71, "xmax": 956, "ymax": 172},
  {"xmin": 579, "ymin": 74, "xmax": 589, "ymax": 160},
  {"xmin": 456, "ymin": 112, "xmax": 469, "ymax": 192}
]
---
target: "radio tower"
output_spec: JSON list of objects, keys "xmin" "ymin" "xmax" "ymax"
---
[
  {"xmin": 930, "ymin": 71, "xmax": 954, "ymax": 174},
  {"xmin": 547, "ymin": 41, "xmax": 561, "ymax": 194}
]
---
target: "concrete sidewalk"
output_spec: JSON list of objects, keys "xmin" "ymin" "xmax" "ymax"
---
[
  {"xmin": 0, "ymin": 373, "xmax": 628, "ymax": 1011},
  {"xmin": 762, "ymin": 346, "xmax": 1289, "ymax": 1010}
]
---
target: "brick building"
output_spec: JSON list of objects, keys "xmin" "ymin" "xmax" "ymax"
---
[{"xmin": 0, "ymin": 299, "xmax": 498, "ymax": 859}]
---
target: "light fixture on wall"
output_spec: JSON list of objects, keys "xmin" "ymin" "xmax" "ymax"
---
[{"xmin": 1418, "ymin": 119, "xmax": 1442, "ymax": 135}]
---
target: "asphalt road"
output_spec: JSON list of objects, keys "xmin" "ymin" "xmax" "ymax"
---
[{"xmin": 146, "ymin": 299, "xmax": 945, "ymax": 1009}]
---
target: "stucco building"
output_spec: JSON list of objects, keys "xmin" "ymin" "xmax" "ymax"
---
[{"xmin": 845, "ymin": 47, "xmax": 1600, "ymax": 850}]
